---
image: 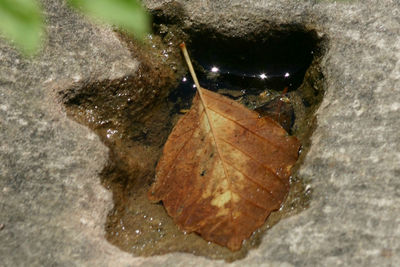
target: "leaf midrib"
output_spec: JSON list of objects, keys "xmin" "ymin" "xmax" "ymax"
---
[{"xmin": 197, "ymin": 88, "xmax": 235, "ymax": 231}]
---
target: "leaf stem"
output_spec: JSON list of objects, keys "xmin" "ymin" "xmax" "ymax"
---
[{"xmin": 180, "ymin": 42, "xmax": 202, "ymax": 92}]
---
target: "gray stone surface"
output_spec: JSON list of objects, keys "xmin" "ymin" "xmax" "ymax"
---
[{"xmin": 1, "ymin": 0, "xmax": 399, "ymax": 266}]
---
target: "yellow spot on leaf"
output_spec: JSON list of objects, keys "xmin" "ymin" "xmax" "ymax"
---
[{"xmin": 211, "ymin": 191, "xmax": 231, "ymax": 207}]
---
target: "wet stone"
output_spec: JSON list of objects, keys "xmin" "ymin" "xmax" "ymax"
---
[{"xmin": 64, "ymin": 24, "xmax": 324, "ymax": 261}]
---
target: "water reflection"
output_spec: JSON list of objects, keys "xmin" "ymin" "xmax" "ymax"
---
[
  {"xmin": 211, "ymin": 66, "xmax": 220, "ymax": 73},
  {"xmin": 259, "ymin": 73, "xmax": 267, "ymax": 79}
]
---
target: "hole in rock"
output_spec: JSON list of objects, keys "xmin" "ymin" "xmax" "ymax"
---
[{"xmin": 61, "ymin": 23, "xmax": 326, "ymax": 261}]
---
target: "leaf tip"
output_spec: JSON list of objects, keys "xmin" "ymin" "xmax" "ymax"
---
[{"xmin": 227, "ymin": 237, "xmax": 243, "ymax": 251}]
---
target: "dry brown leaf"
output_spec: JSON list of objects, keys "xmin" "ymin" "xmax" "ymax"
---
[{"xmin": 148, "ymin": 44, "xmax": 300, "ymax": 251}]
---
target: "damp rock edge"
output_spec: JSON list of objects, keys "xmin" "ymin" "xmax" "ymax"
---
[
  {"xmin": 0, "ymin": 0, "xmax": 139, "ymax": 266},
  {"xmin": 1, "ymin": 0, "xmax": 400, "ymax": 267}
]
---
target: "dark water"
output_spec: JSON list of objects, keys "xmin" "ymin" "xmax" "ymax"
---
[{"xmin": 188, "ymin": 30, "xmax": 316, "ymax": 91}]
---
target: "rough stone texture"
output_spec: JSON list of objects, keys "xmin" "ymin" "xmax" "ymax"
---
[
  {"xmin": 0, "ymin": 0, "xmax": 138, "ymax": 266},
  {"xmin": 1, "ymin": 0, "xmax": 399, "ymax": 266}
]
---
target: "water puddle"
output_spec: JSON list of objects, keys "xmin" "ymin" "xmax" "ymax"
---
[{"xmin": 62, "ymin": 23, "xmax": 325, "ymax": 261}]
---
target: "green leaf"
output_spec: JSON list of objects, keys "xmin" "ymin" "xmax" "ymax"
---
[
  {"xmin": 68, "ymin": 0, "xmax": 151, "ymax": 40},
  {"xmin": 0, "ymin": 0, "xmax": 43, "ymax": 55}
]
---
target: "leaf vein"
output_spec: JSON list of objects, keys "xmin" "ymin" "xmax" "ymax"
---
[
  {"xmin": 206, "ymin": 217, "xmax": 229, "ymax": 236},
  {"xmin": 230, "ymin": 188, "xmax": 268, "ymax": 211},
  {"xmin": 226, "ymin": 162, "xmax": 280, "ymax": 203},
  {"xmin": 204, "ymin": 94, "xmax": 288, "ymax": 152},
  {"xmin": 160, "ymin": 110, "xmax": 205, "ymax": 200},
  {"xmin": 218, "ymin": 137, "xmax": 288, "ymax": 188},
  {"xmin": 198, "ymin": 89, "xmax": 235, "ymax": 227}
]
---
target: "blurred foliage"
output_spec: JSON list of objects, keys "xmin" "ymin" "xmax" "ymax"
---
[
  {"xmin": 68, "ymin": 0, "xmax": 150, "ymax": 40},
  {"xmin": 0, "ymin": 0, "xmax": 43, "ymax": 55},
  {"xmin": 0, "ymin": 0, "xmax": 150, "ymax": 56}
]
